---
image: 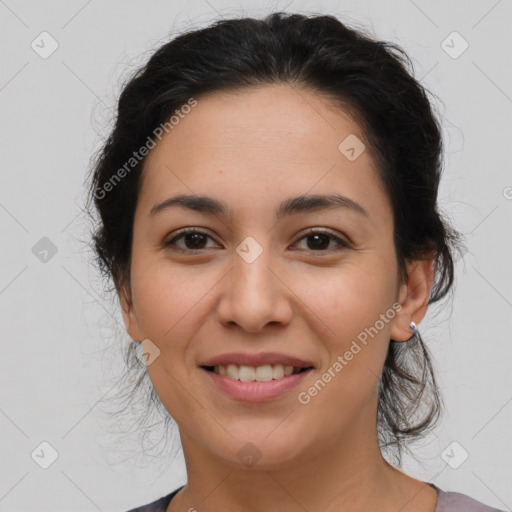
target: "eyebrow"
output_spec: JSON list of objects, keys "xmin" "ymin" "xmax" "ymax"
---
[{"xmin": 149, "ymin": 193, "xmax": 369, "ymax": 220}]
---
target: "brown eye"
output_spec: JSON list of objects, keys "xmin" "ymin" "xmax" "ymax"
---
[
  {"xmin": 292, "ymin": 229, "xmax": 349, "ymax": 253},
  {"xmin": 166, "ymin": 229, "xmax": 218, "ymax": 252}
]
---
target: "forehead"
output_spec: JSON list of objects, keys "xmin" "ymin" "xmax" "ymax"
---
[
  {"xmin": 138, "ymin": 84, "xmax": 389, "ymax": 222},
  {"xmin": 144, "ymin": 84, "xmax": 371, "ymax": 169}
]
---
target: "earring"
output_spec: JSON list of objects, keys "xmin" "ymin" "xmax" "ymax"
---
[{"xmin": 409, "ymin": 321, "xmax": 417, "ymax": 337}]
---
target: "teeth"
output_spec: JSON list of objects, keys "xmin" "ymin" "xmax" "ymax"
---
[
  {"xmin": 272, "ymin": 364, "xmax": 284, "ymax": 379},
  {"xmin": 239, "ymin": 365, "xmax": 255, "ymax": 382},
  {"xmin": 215, "ymin": 364, "xmax": 302, "ymax": 382},
  {"xmin": 255, "ymin": 365, "xmax": 273, "ymax": 381}
]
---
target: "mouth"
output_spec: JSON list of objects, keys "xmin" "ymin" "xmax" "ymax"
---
[
  {"xmin": 198, "ymin": 352, "xmax": 316, "ymax": 400},
  {"xmin": 200, "ymin": 363, "xmax": 315, "ymax": 382}
]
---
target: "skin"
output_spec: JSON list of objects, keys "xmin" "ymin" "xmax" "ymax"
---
[{"xmin": 120, "ymin": 84, "xmax": 437, "ymax": 512}]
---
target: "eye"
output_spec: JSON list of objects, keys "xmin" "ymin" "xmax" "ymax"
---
[
  {"xmin": 164, "ymin": 227, "xmax": 350, "ymax": 254},
  {"xmin": 165, "ymin": 229, "xmax": 219, "ymax": 252},
  {"xmin": 291, "ymin": 228, "xmax": 349, "ymax": 253}
]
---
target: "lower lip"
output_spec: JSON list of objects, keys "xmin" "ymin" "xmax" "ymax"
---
[{"xmin": 201, "ymin": 368, "xmax": 314, "ymax": 402}]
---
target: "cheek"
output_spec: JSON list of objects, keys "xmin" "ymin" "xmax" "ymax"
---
[
  {"xmin": 130, "ymin": 255, "xmax": 191, "ymax": 339},
  {"xmin": 128, "ymin": 261, "xmax": 211, "ymax": 407},
  {"xmin": 293, "ymin": 263, "xmax": 397, "ymax": 426},
  {"xmin": 298, "ymin": 258, "xmax": 398, "ymax": 341},
  {"xmin": 129, "ymin": 255, "xmax": 221, "ymax": 363}
]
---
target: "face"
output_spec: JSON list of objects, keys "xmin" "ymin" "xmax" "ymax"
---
[{"xmin": 120, "ymin": 84, "xmax": 432, "ymax": 470}]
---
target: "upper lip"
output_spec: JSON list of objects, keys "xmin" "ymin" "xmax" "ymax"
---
[{"xmin": 199, "ymin": 352, "xmax": 315, "ymax": 369}]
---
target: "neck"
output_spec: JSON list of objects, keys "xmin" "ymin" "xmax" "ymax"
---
[{"xmin": 169, "ymin": 423, "xmax": 435, "ymax": 512}]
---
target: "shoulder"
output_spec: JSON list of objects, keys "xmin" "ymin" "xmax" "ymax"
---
[
  {"xmin": 433, "ymin": 484, "xmax": 506, "ymax": 512},
  {"xmin": 124, "ymin": 486, "xmax": 184, "ymax": 512}
]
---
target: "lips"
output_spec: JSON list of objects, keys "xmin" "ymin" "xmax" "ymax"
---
[
  {"xmin": 198, "ymin": 352, "xmax": 315, "ymax": 401},
  {"xmin": 199, "ymin": 351, "xmax": 315, "ymax": 369}
]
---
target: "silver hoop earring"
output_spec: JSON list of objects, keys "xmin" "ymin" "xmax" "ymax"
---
[{"xmin": 409, "ymin": 321, "xmax": 417, "ymax": 339}]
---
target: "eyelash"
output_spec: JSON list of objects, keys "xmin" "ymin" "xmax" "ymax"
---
[{"xmin": 165, "ymin": 228, "xmax": 350, "ymax": 254}]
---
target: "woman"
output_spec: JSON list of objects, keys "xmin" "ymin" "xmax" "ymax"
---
[{"xmin": 87, "ymin": 12, "xmax": 503, "ymax": 512}]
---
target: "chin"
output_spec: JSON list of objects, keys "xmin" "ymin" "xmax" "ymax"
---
[{"xmin": 213, "ymin": 424, "xmax": 311, "ymax": 471}]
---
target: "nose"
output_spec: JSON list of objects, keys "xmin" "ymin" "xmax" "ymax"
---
[{"xmin": 216, "ymin": 248, "xmax": 293, "ymax": 333}]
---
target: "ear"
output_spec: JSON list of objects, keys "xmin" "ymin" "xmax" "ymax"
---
[
  {"xmin": 119, "ymin": 282, "xmax": 142, "ymax": 342},
  {"xmin": 390, "ymin": 257, "xmax": 435, "ymax": 342}
]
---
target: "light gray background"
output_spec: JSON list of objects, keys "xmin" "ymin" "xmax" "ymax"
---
[{"xmin": 1, "ymin": 0, "xmax": 511, "ymax": 511}]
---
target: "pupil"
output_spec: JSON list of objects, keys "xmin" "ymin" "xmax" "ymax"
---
[
  {"xmin": 185, "ymin": 233, "xmax": 206, "ymax": 249},
  {"xmin": 307, "ymin": 234, "xmax": 329, "ymax": 250}
]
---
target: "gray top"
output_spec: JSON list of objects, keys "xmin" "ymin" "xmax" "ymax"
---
[
  {"xmin": 126, "ymin": 483, "xmax": 506, "ymax": 511},
  {"xmin": 431, "ymin": 483, "xmax": 506, "ymax": 511}
]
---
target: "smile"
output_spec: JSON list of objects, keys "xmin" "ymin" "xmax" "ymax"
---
[{"xmin": 202, "ymin": 363, "xmax": 314, "ymax": 382}]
